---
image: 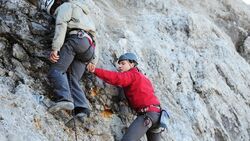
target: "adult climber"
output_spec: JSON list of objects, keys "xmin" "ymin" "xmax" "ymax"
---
[{"xmin": 29, "ymin": 0, "xmax": 98, "ymax": 124}]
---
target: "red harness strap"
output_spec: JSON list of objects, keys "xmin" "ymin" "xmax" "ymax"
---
[{"xmin": 86, "ymin": 37, "xmax": 95, "ymax": 48}]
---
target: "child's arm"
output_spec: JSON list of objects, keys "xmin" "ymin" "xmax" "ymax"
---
[{"xmin": 87, "ymin": 63, "xmax": 134, "ymax": 87}]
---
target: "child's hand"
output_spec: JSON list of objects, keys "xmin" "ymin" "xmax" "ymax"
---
[{"xmin": 87, "ymin": 63, "xmax": 96, "ymax": 73}]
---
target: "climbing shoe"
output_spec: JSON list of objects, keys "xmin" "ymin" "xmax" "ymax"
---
[
  {"xmin": 65, "ymin": 112, "xmax": 88, "ymax": 128},
  {"xmin": 48, "ymin": 101, "xmax": 74, "ymax": 113}
]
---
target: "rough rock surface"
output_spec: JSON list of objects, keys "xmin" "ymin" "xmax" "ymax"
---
[{"xmin": 0, "ymin": 0, "xmax": 250, "ymax": 141}]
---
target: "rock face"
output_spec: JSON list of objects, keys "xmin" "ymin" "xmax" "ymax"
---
[{"xmin": 0, "ymin": 0, "xmax": 250, "ymax": 141}]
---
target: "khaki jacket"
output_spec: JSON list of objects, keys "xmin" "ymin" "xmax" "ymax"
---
[{"xmin": 52, "ymin": 0, "xmax": 98, "ymax": 64}]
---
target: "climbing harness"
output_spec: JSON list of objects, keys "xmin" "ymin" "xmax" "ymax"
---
[
  {"xmin": 68, "ymin": 29, "xmax": 94, "ymax": 46},
  {"xmin": 68, "ymin": 29, "xmax": 95, "ymax": 63}
]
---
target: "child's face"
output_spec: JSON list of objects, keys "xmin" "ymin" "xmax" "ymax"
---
[{"xmin": 118, "ymin": 60, "xmax": 135, "ymax": 72}]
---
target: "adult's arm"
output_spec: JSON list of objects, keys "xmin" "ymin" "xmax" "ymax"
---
[{"xmin": 52, "ymin": 3, "xmax": 72, "ymax": 51}]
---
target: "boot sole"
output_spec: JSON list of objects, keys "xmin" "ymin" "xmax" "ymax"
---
[{"xmin": 48, "ymin": 102, "xmax": 74, "ymax": 113}]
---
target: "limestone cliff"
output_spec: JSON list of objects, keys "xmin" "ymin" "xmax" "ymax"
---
[{"xmin": 0, "ymin": 0, "xmax": 249, "ymax": 141}]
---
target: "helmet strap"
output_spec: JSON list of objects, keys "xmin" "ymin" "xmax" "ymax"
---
[{"xmin": 129, "ymin": 62, "xmax": 136, "ymax": 68}]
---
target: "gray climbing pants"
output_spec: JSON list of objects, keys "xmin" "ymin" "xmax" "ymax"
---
[
  {"xmin": 121, "ymin": 112, "xmax": 162, "ymax": 141},
  {"xmin": 48, "ymin": 34, "xmax": 94, "ymax": 112}
]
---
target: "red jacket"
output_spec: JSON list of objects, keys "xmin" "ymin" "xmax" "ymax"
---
[{"xmin": 94, "ymin": 67, "xmax": 160, "ymax": 111}]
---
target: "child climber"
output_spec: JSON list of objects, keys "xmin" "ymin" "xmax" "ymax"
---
[
  {"xmin": 87, "ymin": 53, "xmax": 163, "ymax": 141},
  {"xmin": 29, "ymin": 0, "xmax": 98, "ymax": 125}
]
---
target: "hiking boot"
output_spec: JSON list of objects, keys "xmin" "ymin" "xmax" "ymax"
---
[
  {"xmin": 48, "ymin": 101, "xmax": 74, "ymax": 113},
  {"xmin": 65, "ymin": 112, "xmax": 88, "ymax": 128}
]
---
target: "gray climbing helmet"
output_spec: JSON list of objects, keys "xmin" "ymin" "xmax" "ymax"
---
[{"xmin": 118, "ymin": 53, "xmax": 138, "ymax": 65}]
